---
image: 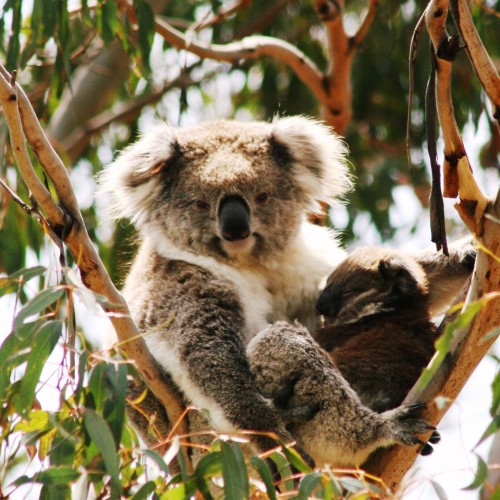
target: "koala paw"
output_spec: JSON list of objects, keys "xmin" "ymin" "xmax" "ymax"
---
[
  {"xmin": 459, "ymin": 241, "xmax": 477, "ymax": 271},
  {"xmin": 390, "ymin": 403, "xmax": 435, "ymax": 448}
]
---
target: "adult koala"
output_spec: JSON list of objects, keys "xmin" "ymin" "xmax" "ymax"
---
[{"xmin": 98, "ymin": 117, "xmax": 470, "ymax": 461}]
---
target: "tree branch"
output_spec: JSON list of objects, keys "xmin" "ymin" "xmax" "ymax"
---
[
  {"xmin": 450, "ymin": 0, "xmax": 500, "ymax": 124},
  {"xmin": 368, "ymin": 188, "xmax": 500, "ymax": 492},
  {"xmin": 152, "ymin": 13, "xmax": 327, "ymax": 102},
  {"xmin": 425, "ymin": 0, "xmax": 488, "ymax": 233},
  {"xmin": 0, "ymin": 71, "xmax": 66, "ymax": 226},
  {"xmin": 0, "ymin": 62, "xmax": 191, "ymax": 471}
]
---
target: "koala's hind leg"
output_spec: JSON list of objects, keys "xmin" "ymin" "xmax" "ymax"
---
[
  {"xmin": 412, "ymin": 237, "xmax": 476, "ymax": 314},
  {"xmin": 248, "ymin": 321, "xmax": 434, "ymax": 468}
]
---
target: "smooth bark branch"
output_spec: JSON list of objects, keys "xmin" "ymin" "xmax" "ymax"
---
[
  {"xmin": 0, "ymin": 62, "xmax": 190, "ymax": 470},
  {"xmin": 153, "ymin": 16, "xmax": 327, "ymax": 101},
  {"xmin": 369, "ymin": 189, "xmax": 500, "ymax": 493},
  {"xmin": 151, "ymin": 0, "xmax": 379, "ymax": 135},
  {"xmin": 425, "ymin": 0, "xmax": 488, "ymax": 233},
  {"xmin": 450, "ymin": 0, "xmax": 500, "ymax": 122},
  {"xmin": 313, "ymin": 0, "xmax": 379, "ymax": 134},
  {"xmin": 0, "ymin": 65, "xmax": 82, "ymax": 225},
  {"xmin": 0, "ymin": 71, "xmax": 65, "ymax": 226}
]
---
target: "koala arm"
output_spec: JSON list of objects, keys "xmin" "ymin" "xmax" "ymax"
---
[
  {"xmin": 124, "ymin": 250, "xmax": 288, "ymax": 453},
  {"xmin": 411, "ymin": 237, "xmax": 476, "ymax": 314}
]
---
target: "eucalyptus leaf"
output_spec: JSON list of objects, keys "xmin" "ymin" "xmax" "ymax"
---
[
  {"xmin": 13, "ymin": 320, "xmax": 62, "ymax": 414},
  {"xmin": 14, "ymin": 288, "xmax": 65, "ymax": 328},
  {"xmin": 84, "ymin": 409, "xmax": 122, "ymax": 498}
]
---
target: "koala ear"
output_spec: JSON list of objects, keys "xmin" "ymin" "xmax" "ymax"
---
[
  {"xmin": 97, "ymin": 122, "xmax": 179, "ymax": 225},
  {"xmin": 378, "ymin": 257, "xmax": 426, "ymax": 296},
  {"xmin": 271, "ymin": 116, "xmax": 352, "ymax": 209}
]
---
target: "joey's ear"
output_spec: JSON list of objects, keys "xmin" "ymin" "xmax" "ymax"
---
[
  {"xmin": 97, "ymin": 122, "xmax": 179, "ymax": 225},
  {"xmin": 271, "ymin": 116, "xmax": 352, "ymax": 209},
  {"xmin": 378, "ymin": 257, "xmax": 426, "ymax": 296}
]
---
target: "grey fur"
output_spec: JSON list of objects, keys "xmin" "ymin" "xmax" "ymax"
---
[
  {"xmin": 98, "ymin": 117, "xmax": 350, "ymax": 458},
  {"xmin": 98, "ymin": 116, "xmax": 472, "ymax": 465},
  {"xmin": 247, "ymin": 321, "xmax": 433, "ymax": 467}
]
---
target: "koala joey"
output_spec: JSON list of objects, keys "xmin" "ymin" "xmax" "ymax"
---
[
  {"xmin": 98, "ymin": 116, "xmax": 473, "ymax": 464},
  {"xmin": 315, "ymin": 246, "xmax": 438, "ymax": 414},
  {"xmin": 247, "ymin": 321, "xmax": 434, "ymax": 468}
]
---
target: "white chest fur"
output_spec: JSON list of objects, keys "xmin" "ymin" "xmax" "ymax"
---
[{"xmin": 146, "ymin": 221, "xmax": 344, "ymax": 343}]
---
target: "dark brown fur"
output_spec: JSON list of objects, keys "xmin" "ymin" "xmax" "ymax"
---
[{"xmin": 315, "ymin": 247, "xmax": 438, "ymax": 413}]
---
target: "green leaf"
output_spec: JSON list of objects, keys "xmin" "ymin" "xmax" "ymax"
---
[
  {"xmin": 339, "ymin": 475, "xmax": 366, "ymax": 494},
  {"xmin": 97, "ymin": 0, "xmax": 119, "ymax": 45},
  {"xmin": 281, "ymin": 445, "xmax": 313, "ymax": 474},
  {"xmin": 143, "ymin": 449, "xmax": 170, "ymax": 475},
  {"xmin": 132, "ymin": 481, "xmax": 156, "ymax": 500},
  {"xmin": 419, "ymin": 300, "xmax": 483, "ymax": 388},
  {"xmin": 220, "ymin": 440, "xmax": 248, "ymax": 500},
  {"xmin": 40, "ymin": 484, "xmax": 70, "ymax": 500},
  {"xmin": 13, "ymin": 467, "xmax": 80, "ymax": 486},
  {"xmin": 0, "ymin": 266, "xmax": 46, "ymax": 296},
  {"xmin": 163, "ymin": 483, "xmax": 188, "ymax": 500},
  {"xmin": 13, "ymin": 320, "xmax": 62, "ymax": 414},
  {"xmin": 490, "ymin": 488, "xmax": 500, "ymax": 500},
  {"xmin": 15, "ymin": 410, "xmax": 50, "ymax": 433},
  {"xmin": 84, "ymin": 409, "xmax": 122, "ymax": 498},
  {"xmin": 249, "ymin": 456, "xmax": 277, "ymax": 500},
  {"xmin": 5, "ymin": 0, "xmax": 22, "ymax": 70},
  {"xmin": 297, "ymin": 472, "xmax": 323, "ymax": 499},
  {"xmin": 269, "ymin": 451, "xmax": 294, "ymax": 492},
  {"xmin": 104, "ymin": 363, "xmax": 127, "ymax": 446},
  {"xmin": 0, "ymin": 321, "xmax": 40, "ymax": 400},
  {"xmin": 14, "ymin": 287, "xmax": 65, "ymax": 328},
  {"xmin": 9, "ymin": 265, "xmax": 47, "ymax": 281},
  {"xmin": 195, "ymin": 451, "xmax": 222, "ymax": 499},
  {"xmin": 463, "ymin": 455, "xmax": 488, "ymax": 491},
  {"xmin": 133, "ymin": 0, "xmax": 155, "ymax": 72},
  {"xmin": 430, "ymin": 479, "xmax": 448, "ymax": 500},
  {"xmin": 476, "ymin": 416, "xmax": 500, "ymax": 447},
  {"xmin": 35, "ymin": 467, "xmax": 79, "ymax": 485}
]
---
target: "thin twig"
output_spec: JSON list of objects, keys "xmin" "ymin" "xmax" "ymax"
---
[
  {"xmin": 426, "ymin": 49, "xmax": 448, "ymax": 254},
  {"xmin": 351, "ymin": 0, "xmax": 380, "ymax": 48},
  {"xmin": 406, "ymin": 10, "xmax": 427, "ymax": 169}
]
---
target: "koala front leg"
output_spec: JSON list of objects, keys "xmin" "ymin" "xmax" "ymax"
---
[
  {"xmin": 131, "ymin": 258, "xmax": 295, "ymax": 460},
  {"xmin": 412, "ymin": 237, "xmax": 476, "ymax": 314}
]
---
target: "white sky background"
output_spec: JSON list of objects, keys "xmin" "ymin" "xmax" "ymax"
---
[{"xmin": 1, "ymin": 5, "xmax": 500, "ymax": 498}]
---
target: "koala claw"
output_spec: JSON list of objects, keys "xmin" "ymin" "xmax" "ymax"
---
[
  {"xmin": 420, "ymin": 443, "xmax": 434, "ymax": 456},
  {"xmin": 428, "ymin": 430, "xmax": 441, "ymax": 444}
]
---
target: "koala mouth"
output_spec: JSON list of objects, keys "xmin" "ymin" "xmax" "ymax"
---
[{"xmin": 221, "ymin": 234, "xmax": 256, "ymax": 256}]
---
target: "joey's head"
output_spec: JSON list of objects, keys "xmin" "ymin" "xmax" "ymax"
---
[
  {"xmin": 316, "ymin": 247, "xmax": 430, "ymax": 326},
  {"xmin": 98, "ymin": 117, "xmax": 350, "ymax": 265}
]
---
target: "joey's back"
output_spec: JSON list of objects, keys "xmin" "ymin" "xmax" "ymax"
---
[{"xmin": 316, "ymin": 247, "xmax": 438, "ymax": 412}]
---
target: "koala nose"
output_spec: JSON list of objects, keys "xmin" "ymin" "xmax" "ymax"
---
[
  {"xmin": 219, "ymin": 196, "xmax": 251, "ymax": 241},
  {"xmin": 316, "ymin": 287, "xmax": 338, "ymax": 316}
]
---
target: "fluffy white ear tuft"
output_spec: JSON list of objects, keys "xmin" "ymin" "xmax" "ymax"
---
[
  {"xmin": 96, "ymin": 122, "xmax": 178, "ymax": 225},
  {"xmin": 271, "ymin": 116, "xmax": 352, "ymax": 209}
]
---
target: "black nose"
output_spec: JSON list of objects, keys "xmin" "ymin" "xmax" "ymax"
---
[
  {"xmin": 316, "ymin": 286, "xmax": 337, "ymax": 316},
  {"xmin": 219, "ymin": 196, "xmax": 251, "ymax": 241}
]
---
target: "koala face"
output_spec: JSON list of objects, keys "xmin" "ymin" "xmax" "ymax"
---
[
  {"xmin": 316, "ymin": 247, "xmax": 429, "ymax": 326},
  {"xmin": 99, "ymin": 117, "xmax": 350, "ymax": 265}
]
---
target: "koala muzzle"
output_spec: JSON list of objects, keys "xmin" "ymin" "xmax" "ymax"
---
[
  {"xmin": 219, "ymin": 196, "xmax": 251, "ymax": 241},
  {"xmin": 316, "ymin": 287, "xmax": 338, "ymax": 317}
]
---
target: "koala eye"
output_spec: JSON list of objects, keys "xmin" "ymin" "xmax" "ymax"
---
[
  {"xmin": 255, "ymin": 192, "xmax": 269, "ymax": 205},
  {"xmin": 194, "ymin": 199, "xmax": 210, "ymax": 211}
]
